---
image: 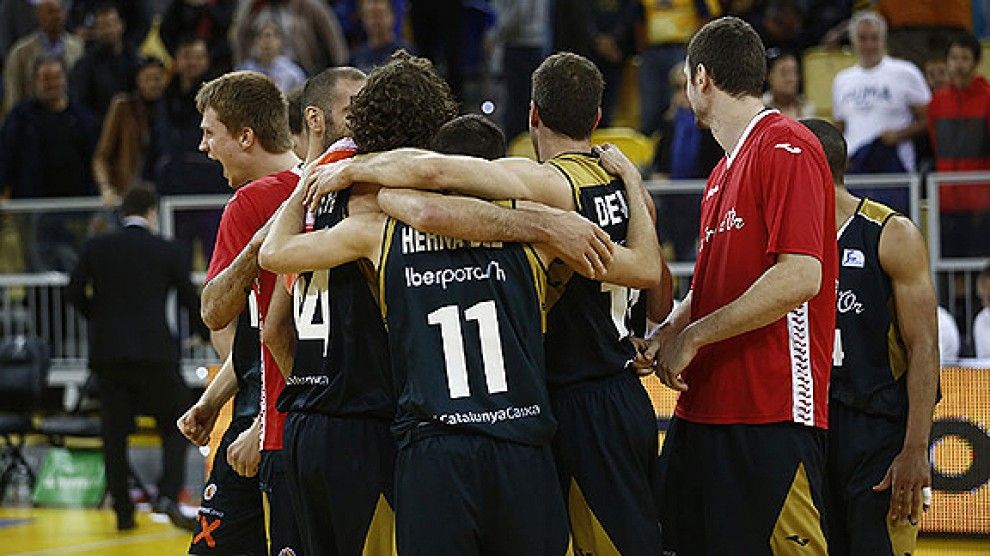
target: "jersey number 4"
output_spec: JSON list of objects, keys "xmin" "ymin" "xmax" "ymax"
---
[
  {"xmin": 294, "ymin": 270, "xmax": 330, "ymax": 356},
  {"xmin": 602, "ymin": 283, "xmax": 640, "ymax": 338},
  {"xmin": 428, "ymin": 301, "xmax": 507, "ymax": 399}
]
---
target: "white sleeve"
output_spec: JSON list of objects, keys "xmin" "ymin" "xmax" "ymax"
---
[
  {"xmin": 831, "ymin": 72, "xmax": 847, "ymax": 122},
  {"xmin": 903, "ymin": 64, "xmax": 932, "ymax": 107},
  {"xmin": 938, "ymin": 307, "xmax": 960, "ymax": 362},
  {"xmin": 975, "ymin": 309, "xmax": 990, "ymax": 359}
]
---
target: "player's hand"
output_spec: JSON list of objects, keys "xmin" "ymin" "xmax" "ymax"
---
[
  {"xmin": 629, "ymin": 336, "xmax": 654, "ymax": 376},
  {"xmin": 303, "ymin": 158, "xmax": 354, "ymax": 212},
  {"xmin": 872, "ymin": 445, "xmax": 931, "ymax": 524},
  {"xmin": 227, "ymin": 423, "xmax": 261, "ymax": 477},
  {"xmin": 176, "ymin": 402, "xmax": 220, "ymax": 446},
  {"xmin": 594, "ymin": 143, "xmax": 638, "ymax": 179},
  {"xmin": 542, "ymin": 210, "xmax": 613, "ymax": 279},
  {"xmin": 652, "ymin": 326, "xmax": 694, "ymax": 392}
]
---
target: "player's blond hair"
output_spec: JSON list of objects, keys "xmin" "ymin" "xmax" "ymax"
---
[{"xmin": 195, "ymin": 71, "xmax": 293, "ymax": 153}]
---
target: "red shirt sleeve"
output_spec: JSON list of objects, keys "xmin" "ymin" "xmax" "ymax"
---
[
  {"xmin": 205, "ymin": 188, "xmax": 265, "ymax": 282},
  {"xmin": 759, "ymin": 132, "xmax": 828, "ymax": 261}
]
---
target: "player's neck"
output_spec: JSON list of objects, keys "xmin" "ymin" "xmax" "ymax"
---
[
  {"xmin": 835, "ymin": 186, "xmax": 860, "ymax": 230},
  {"xmin": 709, "ymin": 96, "xmax": 766, "ymax": 155},
  {"xmin": 246, "ymin": 150, "xmax": 301, "ymax": 182},
  {"xmin": 536, "ymin": 130, "xmax": 592, "ymax": 162}
]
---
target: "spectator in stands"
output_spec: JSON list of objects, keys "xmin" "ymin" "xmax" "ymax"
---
[
  {"xmin": 924, "ymin": 56, "xmax": 949, "ymax": 92},
  {"xmin": 762, "ymin": 49, "xmax": 815, "ymax": 119},
  {"xmin": 928, "ymin": 33, "xmax": 990, "ymax": 258},
  {"xmin": 236, "ymin": 19, "xmax": 306, "ymax": 93},
  {"xmin": 832, "ymin": 11, "xmax": 931, "ymax": 174},
  {"xmin": 159, "ymin": 0, "xmax": 235, "ymax": 74},
  {"xmin": 154, "ymin": 37, "xmax": 225, "ymax": 196},
  {"xmin": 975, "ymin": 264, "xmax": 990, "ymax": 359},
  {"xmin": 69, "ymin": 4, "xmax": 138, "ymax": 123},
  {"xmin": 67, "ymin": 186, "xmax": 205, "ymax": 532},
  {"xmin": 3, "ymin": 0, "xmax": 83, "ymax": 115},
  {"xmin": 66, "ymin": 0, "xmax": 150, "ymax": 53},
  {"xmin": 756, "ymin": 0, "xmax": 812, "ymax": 53},
  {"xmin": 652, "ymin": 65, "xmax": 720, "ymax": 261},
  {"xmin": 92, "ymin": 57, "xmax": 167, "ymax": 207},
  {"xmin": 332, "ymin": 0, "xmax": 406, "ymax": 48},
  {"xmin": 286, "ymin": 86, "xmax": 307, "ymax": 159},
  {"xmin": 231, "ymin": 0, "xmax": 349, "ymax": 77},
  {"xmin": 876, "ymin": 0, "xmax": 971, "ymax": 71},
  {"xmin": 937, "ymin": 306, "xmax": 961, "ymax": 362},
  {"xmin": 409, "ymin": 0, "xmax": 464, "ymax": 103},
  {"xmin": 552, "ymin": 0, "xmax": 634, "ymax": 127},
  {"xmin": 0, "ymin": 56, "xmax": 97, "ymax": 199},
  {"xmin": 351, "ymin": 0, "xmax": 412, "ymax": 75},
  {"xmin": 0, "ymin": 0, "xmax": 38, "ymax": 70},
  {"xmin": 489, "ymin": 0, "xmax": 546, "ymax": 141},
  {"xmin": 636, "ymin": 0, "xmax": 719, "ymax": 136}
]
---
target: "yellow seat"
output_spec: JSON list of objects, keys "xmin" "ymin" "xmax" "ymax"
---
[
  {"xmin": 507, "ymin": 127, "xmax": 656, "ymax": 169},
  {"xmin": 803, "ymin": 47, "xmax": 856, "ymax": 121},
  {"xmin": 979, "ymin": 40, "xmax": 990, "ymax": 80}
]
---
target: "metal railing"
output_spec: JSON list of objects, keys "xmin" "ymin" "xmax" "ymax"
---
[{"xmin": 1, "ymin": 172, "xmax": 987, "ymax": 378}]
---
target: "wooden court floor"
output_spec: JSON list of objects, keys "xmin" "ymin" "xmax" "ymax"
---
[{"xmin": 0, "ymin": 507, "xmax": 988, "ymax": 555}]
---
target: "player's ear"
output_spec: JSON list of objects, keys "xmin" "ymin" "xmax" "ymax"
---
[
  {"xmin": 239, "ymin": 128, "xmax": 255, "ymax": 149},
  {"xmin": 305, "ymin": 105, "xmax": 324, "ymax": 135}
]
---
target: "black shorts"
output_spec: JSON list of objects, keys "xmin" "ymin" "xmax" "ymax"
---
[
  {"xmin": 826, "ymin": 401, "xmax": 918, "ymax": 556},
  {"xmin": 189, "ymin": 416, "xmax": 267, "ymax": 556},
  {"xmin": 395, "ymin": 432, "xmax": 569, "ymax": 556},
  {"xmin": 259, "ymin": 449, "xmax": 304, "ymax": 556},
  {"xmin": 550, "ymin": 371, "xmax": 662, "ymax": 555},
  {"xmin": 283, "ymin": 412, "xmax": 397, "ymax": 555},
  {"xmin": 658, "ymin": 417, "xmax": 828, "ymax": 555}
]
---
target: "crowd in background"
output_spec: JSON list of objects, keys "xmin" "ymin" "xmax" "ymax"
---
[{"xmin": 0, "ymin": 0, "xmax": 988, "ymax": 353}]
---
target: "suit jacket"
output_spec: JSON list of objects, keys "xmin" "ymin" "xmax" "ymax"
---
[{"xmin": 67, "ymin": 223, "xmax": 208, "ymax": 368}]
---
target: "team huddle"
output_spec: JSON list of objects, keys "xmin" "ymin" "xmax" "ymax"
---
[{"xmin": 175, "ymin": 16, "xmax": 940, "ymax": 556}]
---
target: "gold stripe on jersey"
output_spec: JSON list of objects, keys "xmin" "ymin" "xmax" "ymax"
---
[
  {"xmin": 770, "ymin": 463, "xmax": 828, "ymax": 554},
  {"xmin": 547, "ymin": 153, "xmax": 612, "ymax": 212},
  {"xmin": 523, "ymin": 244, "xmax": 549, "ymax": 333},
  {"xmin": 568, "ymin": 479, "xmax": 621, "ymax": 556},
  {"xmin": 858, "ymin": 198, "xmax": 897, "ymax": 227},
  {"xmin": 378, "ymin": 219, "xmax": 398, "ymax": 322},
  {"xmin": 362, "ymin": 494, "xmax": 397, "ymax": 556}
]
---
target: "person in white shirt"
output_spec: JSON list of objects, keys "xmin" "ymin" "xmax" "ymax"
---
[
  {"xmin": 832, "ymin": 11, "xmax": 931, "ymax": 173},
  {"xmin": 974, "ymin": 265, "xmax": 990, "ymax": 359},
  {"xmin": 938, "ymin": 306, "xmax": 961, "ymax": 362}
]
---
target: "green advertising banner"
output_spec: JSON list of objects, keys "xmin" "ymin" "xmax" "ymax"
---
[{"xmin": 32, "ymin": 448, "xmax": 105, "ymax": 507}]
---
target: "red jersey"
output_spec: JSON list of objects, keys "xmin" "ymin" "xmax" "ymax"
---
[
  {"xmin": 207, "ymin": 167, "xmax": 301, "ymax": 451},
  {"xmin": 677, "ymin": 111, "xmax": 837, "ymax": 429}
]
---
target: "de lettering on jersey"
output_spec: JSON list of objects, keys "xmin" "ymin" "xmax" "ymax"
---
[{"xmin": 593, "ymin": 190, "xmax": 629, "ymax": 227}]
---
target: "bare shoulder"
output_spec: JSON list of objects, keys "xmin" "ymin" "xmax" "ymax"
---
[{"xmin": 878, "ymin": 215, "xmax": 927, "ymax": 277}]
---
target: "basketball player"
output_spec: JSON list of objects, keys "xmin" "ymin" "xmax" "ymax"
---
[
  {"xmin": 302, "ymin": 52, "xmax": 668, "ymax": 555},
  {"xmin": 800, "ymin": 118, "xmax": 939, "ymax": 555},
  {"xmin": 257, "ymin": 52, "xmax": 622, "ymax": 555},
  {"xmin": 636, "ymin": 17, "xmax": 837, "ymax": 554},
  {"xmin": 184, "ymin": 71, "xmax": 302, "ymax": 556}
]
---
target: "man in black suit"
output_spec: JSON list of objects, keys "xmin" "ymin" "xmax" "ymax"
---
[{"xmin": 67, "ymin": 186, "xmax": 207, "ymax": 531}]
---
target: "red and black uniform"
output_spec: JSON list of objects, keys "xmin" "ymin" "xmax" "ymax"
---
[
  {"xmin": 659, "ymin": 110, "xmax": 837, "ymax": 554},
  {"xmin": 190, "ymin": 168, "xmax": 302, "ymax": 556}
]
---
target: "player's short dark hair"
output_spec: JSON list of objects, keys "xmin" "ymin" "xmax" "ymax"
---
[
  {"xmin": 348, "ymin": 50, "xmax": 458, "ymax": 153},
  {"xmin": 196, "ymin": 71, "xmax": 292, "ymax": 153},
  {"xmin": 800, "ymin": 118, "xmax": 847, "ymax": 185},
  {"xmin": 302, "ymin": 66, "xmax": 366, "ymax": 118},
  {"xmin": 531, "ymin": 52, "xmax": 603, "ymax": 140},
  {"xmin": 120, "ymin": 186, "xmax": 158, "ymax": 217},
  {"xmin": 687, "ymin": 16, "xmax": 766, "ymax": 98},
  {"xmin": 949, "ymin": 32, "xmax": 982, "ymax": 64},
  {"xmin": 286, "ymin": 86, "xmax": 304, "ymax": 135},
  {"xmin": 433, "ymin": 115, "xmax": 506, "ymax": 160}
]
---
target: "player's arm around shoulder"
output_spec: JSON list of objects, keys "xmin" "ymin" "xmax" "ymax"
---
[
  {"xmin": 595, "ymin": 144, "xmax": 663, "ymax": 289},
  {"xmin": 259, "ymin": 181, "xmax": 386, "ymax": 274},
  {"xmin": 305, "ymin": 149, "xmax": 575, "ymax": 210}
]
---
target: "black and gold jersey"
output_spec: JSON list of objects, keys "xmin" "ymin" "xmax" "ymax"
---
[
  {"xmin": 231, "ymin": 299, "xmax": 261, "ymax": 419},
  {"xmin": 276, "ymin": 188, "xmax": 392, "ymax": 419},
  {"xmin": 544, "ymin": 152, "xmax": 638, "ymax": 389},
  {"xmin": 379, "ymin": 213, "xmax": 555, "ymax": 447},
  {"xmin": 832, "ymin": 198, "xmax": 908, "ymax": 418}
]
